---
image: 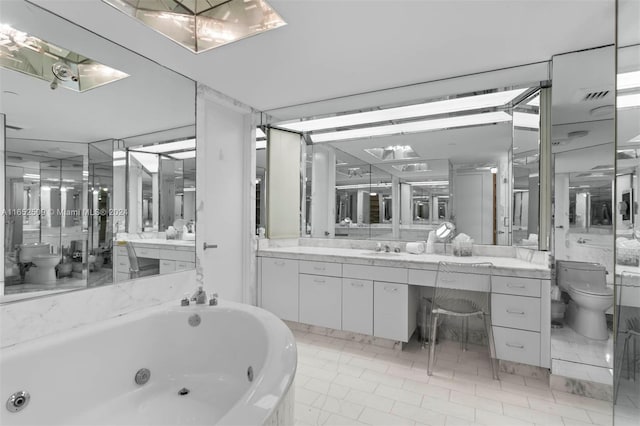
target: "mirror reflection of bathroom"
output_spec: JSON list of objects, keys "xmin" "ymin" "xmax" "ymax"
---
[
  {"xmin": 1, "ymin": 0, "xmax": 196, "ymax": 299},
  {"xmin": 550, "ymin": 46, "xmax": 616, "ymax": 397},
  {"xmin": 614, "ymin": 0, "xmax": 640, "ymax": 418},
  {"xmin": 290, "ymin": 85, "xmax": 540, "ymax": 246}
]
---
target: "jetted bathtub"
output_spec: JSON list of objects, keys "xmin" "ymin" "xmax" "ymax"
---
[{"xmin": 0, "ymin": 300, "xmax": 297, "ymax": 425}]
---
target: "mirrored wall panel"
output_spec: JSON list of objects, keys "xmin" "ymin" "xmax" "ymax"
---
[
  {"xmin": 2, "ymin": 1, "xmax": 195, "ymax": 301},
  {"xmin": 283, "ymin": 85, "xmax": 541, "ymax": 245},
  {"xmin": 614, "ymin": 0, "xmax": 640, "ymax": 419}
]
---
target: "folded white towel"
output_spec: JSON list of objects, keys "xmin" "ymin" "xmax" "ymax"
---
[{"xmin": 406, "ymin": 242, "xmax": 425, "ymax": 254}]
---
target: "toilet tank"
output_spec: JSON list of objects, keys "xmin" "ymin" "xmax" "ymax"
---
[{"xmin": 556, "ymin": 260, "xmax": 606, "ymax": 291}]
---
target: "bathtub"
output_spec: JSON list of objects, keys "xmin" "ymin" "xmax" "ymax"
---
[{"xmin": 0, "ymin": 300, "xmax": 297, "ymax": 425}]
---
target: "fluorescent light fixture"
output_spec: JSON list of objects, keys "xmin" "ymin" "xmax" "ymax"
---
[
  {"xmin": 370, "ymin": 193, "xmax": 377, "ymax": 196},
  {"xmin": 409, "ymin": 181, "xmax": 449, "ymax": 186},
  {"xmin": 311, "ymin": 111, "xmax": 512, "ymax": 143},
  {"xmin": 136, "ymin": 139, "xmax": 195, "ymax": 154},
  {"xmin": 130, "ymin": 152, "xmax": 158, "ymax": 173},
  {"xmin": 618, "ymin": 71, "xmax": 640, "ymax": 91},
  {"xmin": 256, "ymin": 140, "xmax": 267, "ymax": 149},
  {"xmin": 513, "ymin": 112, "xmax": 539, "ymax": 129},
  {"xmin": 113, "ymin": 159, "xmax": 126, "ymax": 167},
  {"xmin": 184, "ymin": 187, "xmax": 196, "ymax": 192},
  {"xmin": 618, "ymin": 94, "xmax": 640, "ymax": 109},
  {"xmin": 256, "ymin": 128, "xmax": 266, "ymax": 138},
  {"xmin": 490, "ymin": 167, "xmax": 498, "ymax": 174},
  {"xmin": 277, "ymin": 89, "xmax": 527, "ymax": 132},
  {"xmin": 169, "ymin": 151, "xmax": 196, "ymax": 160},
  {"xmin": 23, "ymin": 173, "xmax": 40, "ymax": 179},
  {"xmin": 365, "ymin": 145, "xmax": 418, "ymax": 161},
  {"xmin": 41, "ymin": 186, "xmax": 51, "ymax": 191}
]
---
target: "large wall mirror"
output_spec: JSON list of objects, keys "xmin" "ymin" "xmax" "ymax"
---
[
  {"xmin": 272, "ymin": 84, "xmax": 541, "ymax": 246},
  {"xmin": 2, "ymin": 1, "xmax": 196, "ymax": 301},
  {"xmin": 614, "ymin": 0, "xmax": 640, "ymax": 420}
]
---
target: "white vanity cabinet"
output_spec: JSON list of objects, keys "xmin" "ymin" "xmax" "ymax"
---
[
  {"xmin": 113, "ymin": 240, "xmax": 195, "ymax": 282},
  {"xmin": 342, "ymin": 278, "xmax": 373, "ymax": 335},
  {"xmin": 261, "ymin": 258, "xmax": 299, "ymax": 322},
  {"xmin": 491, "ymin": 275, "xmax": 550, "ymax": 368},
  {"xmin": 374, "ymin": 281, "xmax": 418, "ymax": 341},
  {"xmin": 299, "ymin": 260, "xmax": 342, "ymax": 329}
]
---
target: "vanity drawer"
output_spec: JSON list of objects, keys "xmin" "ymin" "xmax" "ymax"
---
[
  {"xmin": 299, "ymin": 274, "xmax": 342, "ymax": 330},
  {"xmin": 343, "ymin": 264, "xmax": 407, "ymax": 283},
  {"xmin": 159, "ymin": 249, "xmax": 194, "ymax": 262},
  {"xmin": 299, "ymin": 260, "xmax": 342, "ymax": 277},
  {"xmin": 493, "ymin": 326, "xmax": 541, "ymax": 366},
  {"xmin": 433, "ymin": 272, "xmax": 490, "ymax": 291},
  {"xmin": 492, "ymin": 276, "xmax": 541, "ymax": 297},
  {"xmin": 115, "ymin": 245, "xmax": 128, "ymax": 257},
  {"xmin": 408, "ymin": 269, "xmax": 437, "ymax": 287},
  {"xmin": 160, "ymin": 259, "xmax": 176, "ymax": 274},
  {"xmin": 491, "ymin": 294, "xmax": 541, "ymax": 331},
  {"xmin": 176, "ymin": 261, "xmax": 195, "ymax": 271},
  {"xmin": 133, "ymin": 246, "xmax": 160, "ymax": 259}
]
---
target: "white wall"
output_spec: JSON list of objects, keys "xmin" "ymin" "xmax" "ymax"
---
[{"xmin": 196, "ymin": 85, "xmax": 255, "ymax": 304}]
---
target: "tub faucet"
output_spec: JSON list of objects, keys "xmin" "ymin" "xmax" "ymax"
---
[
  {"xmin": 209, "ymin": 293, "xmax": 219, "ymax": 306},
  {"xmin": 191, "ymin": 286, "xmax": 207, "ymax": 304},
  {"xmin": 576, "ymin": 237, "xmax": 590, "ymax": 244}
]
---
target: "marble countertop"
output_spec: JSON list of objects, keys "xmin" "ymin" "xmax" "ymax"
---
[
  {"xmin": 116, "ymin": 238, "xmax": 195, "ymax": 248},
  {"xmin": 258, "ymin": 246, "xmax": 551, "ymax": 279}
]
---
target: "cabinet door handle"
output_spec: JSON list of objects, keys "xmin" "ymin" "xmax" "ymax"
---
[
  {"xmin": 506, "ymin": 309, "xmax": 525, "ymax": 315},
  {"xmin": 350, "ymin": 282, "xmax": 364, "ymax": 287},
  {"xmin": 384, "ymin": 286, "xmax": 398, "ymax": 292},
  {"xmin": 506, "ymin": 342, "xmax": 525, "ymax": 349},
  {"xmin": 313, "ymin": 279, "xmax": 326, "ymax": 284},
  {"xmin": 313, "ymin": 266, "xmax": 326, "ymax": 271},
  {"xmin": 507, "ymin": 283, "xmax": 526, "ymax": 289}
]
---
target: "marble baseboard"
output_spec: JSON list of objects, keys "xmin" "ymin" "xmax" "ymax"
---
[
  {"xmin": 550, "ymin": 374, "xmax": 613, "ymax": 401},
  {"xmin": 285, "ymin": 321, "xmax": 402, "ymax": 350},
  {"xmin": 264, "ymin": 383, "xmax": 294, "ymax": 426},
  {"xmin": 499, "ymin": 360, "xmax": 550, "ymax": 380}
]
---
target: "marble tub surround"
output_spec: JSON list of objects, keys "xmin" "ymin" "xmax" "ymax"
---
[{"xmin": 0, "ymin": 270, "xmax": 195, "ymax": 348}]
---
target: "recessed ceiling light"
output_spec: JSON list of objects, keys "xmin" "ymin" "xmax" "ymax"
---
[
  {"xmin": 311, "ymin": 111, "xmax": 512, "ymax": 143},
  {"xmin": 409, "ymin": 181, "xmax": 449, "ymax": 186},
  {"xmin": 102, "ymin": 0, "xmax": 286, "ymax": 53},
  {"xmin": 136, "ymin": 139, "xmax": 195, "ymax": 154},
  {"xmin": 278, "ymin": 89, "xmax": 527, "ymax": 132}
]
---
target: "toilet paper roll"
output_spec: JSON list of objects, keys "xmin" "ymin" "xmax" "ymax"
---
[{"xmin": 406, "ymin": 242, "xmax": 425, "ymax": 254}]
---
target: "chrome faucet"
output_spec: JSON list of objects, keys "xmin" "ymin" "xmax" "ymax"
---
[
  {"xmin": 191, "ymin": 286, "xmax": 207, "ymax": 304},
  {"xmin": 384, "ymin": 244, "xmax": 391, "ymax": 253},
  {"xmin": 576, "ymin": 237, "xmax": 591, "ymax": 244}
]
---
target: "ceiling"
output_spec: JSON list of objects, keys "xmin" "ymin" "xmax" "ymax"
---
[
  {"xmin": 29, "ymin": 0, "xmax": 615, "ymax": 115},
  {"xmin": 1, "ymin": 0, "xmax": 195, "ymax": 145}
]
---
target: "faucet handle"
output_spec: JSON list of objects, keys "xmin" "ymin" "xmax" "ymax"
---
[{"xmin": 181, "ymin": 293, "xmax": 190, "ymax": 306}]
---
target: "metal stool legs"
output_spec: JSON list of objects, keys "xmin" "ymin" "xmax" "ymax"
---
[
  {"xmin": 428, "ymin": 312, "xmax": 439, "ymax": 376},
  {"xmin": 484, "ymin": 313, "xmax": 499, "ymax": 380}
]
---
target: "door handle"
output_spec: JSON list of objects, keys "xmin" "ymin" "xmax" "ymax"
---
[{"xmin": 203, "ymin": 243, "xmax": 218, "ymax": 250}]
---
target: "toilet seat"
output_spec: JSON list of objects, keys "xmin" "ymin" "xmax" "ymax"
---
[{"xmin": 568, "ymin": 281, "xmax": 613, "ymax": 296}]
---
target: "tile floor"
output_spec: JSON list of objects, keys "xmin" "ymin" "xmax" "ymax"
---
[{"xmin": 291, "ymin": 329, "xmax": 636, "ymax": 426}]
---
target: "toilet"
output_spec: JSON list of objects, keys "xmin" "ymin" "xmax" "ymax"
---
[
  {"xmin": 29, "ymin": 254, "xmax": 60, "ymax": 285},
  {"xmin": 556, "ymin": 260, "xmax": 613, "ymax": 340}
]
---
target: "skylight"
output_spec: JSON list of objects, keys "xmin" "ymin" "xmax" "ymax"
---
[
  {"xmin": 365, "ymin": 145, "xmax": 418, "ymax": 161},
  {"xmin": 103, "ymin": 0, "xmax": 286, "ymax": 53}
]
